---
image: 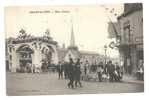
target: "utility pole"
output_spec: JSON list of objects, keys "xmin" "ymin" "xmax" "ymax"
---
[{"xmin": 104, "ymin": 45, "xmax": 108, "ymax": 65}]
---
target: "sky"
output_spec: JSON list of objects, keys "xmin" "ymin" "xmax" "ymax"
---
[{"xmin": 5, "ymin": 4, "xmax": 124, "ymax": 57}]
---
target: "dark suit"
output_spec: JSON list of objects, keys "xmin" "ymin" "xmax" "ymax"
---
[
  {"xmin": 107, "ymin": 63, "xmax": 115, "ymax": 82},
  {"xmin": 74, "ymin": 62, "xmax": 82, "ymax": 87},
  {"xmin": 63, "ymin": 63, "xmax": 69, "ymax": 79},
  {"xmin": 57, "ymin": 64, "xmax": 63, "ymax": 79},
  {"xmin": 67, "ymin": 61, "xmax": 75, "ymax": 88}
]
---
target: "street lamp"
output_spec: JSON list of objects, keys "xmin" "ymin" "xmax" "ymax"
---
[{"xmin": 104, "ymin": 45, "xmax": 108, "ymax": 65}]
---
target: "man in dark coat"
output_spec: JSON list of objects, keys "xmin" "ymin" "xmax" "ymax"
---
[
  {"xmin": 97, "ymin": 62, "xmax": 104, "ymax": 82},
  {"xmin": 115, "ymin": 62, "xmax": 122, "ymax": 82},
  {"xmin": 107, "ymin": 60, "xmax": 115, "ymax": 82},
  {"xmin": 67, "ymin": 58, "xmax": 75, "ymax": 88},
  {"xmin": 74, "ymin": 58, "xmax": 82, "ymax": 87},
  {"xmin": 57, "ymin": 61, "xmax": 63, "ymax": 79},
  {"xmin": 63, "ymin": 62, "xmax": 69, "ymax": 79}
]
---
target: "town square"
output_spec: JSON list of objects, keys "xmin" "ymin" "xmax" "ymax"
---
[{"xmin": 5, "ymin": 3, "xmax": 144, "ymax": 95}]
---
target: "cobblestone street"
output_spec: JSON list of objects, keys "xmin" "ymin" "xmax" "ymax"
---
[{"xmin": 6, "ymin": 72, "xmax": 144, "ymax": 96}]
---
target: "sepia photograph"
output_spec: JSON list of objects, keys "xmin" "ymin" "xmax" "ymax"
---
[{"xmin": 5, "ymin": 3, "xmax": 144, "ymax": 96}]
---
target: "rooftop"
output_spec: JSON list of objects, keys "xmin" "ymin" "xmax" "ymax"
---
[{"xmin": 118, "ymin": 3, "xmax": 143, "ymax": 19}]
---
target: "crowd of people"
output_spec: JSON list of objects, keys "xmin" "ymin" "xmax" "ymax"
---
[
  {"xmin": 57, "ymin": 58, "xmax": 82, "ymax": 88},
  {"xmin": 56, "ymin": 58, "xmax": 124, "ymax": 89},
  {"xmin": 16, "ymin": 57, "xmax": 143, "ymax": 89}
]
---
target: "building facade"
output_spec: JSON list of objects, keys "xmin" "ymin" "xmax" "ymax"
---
[{"xmin": 117, "ymin": 3, "xmax": 143, "ymax": 74}]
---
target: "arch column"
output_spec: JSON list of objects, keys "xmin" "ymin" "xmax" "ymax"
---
[
  {"xmin": 32, "ymin": 48, "xmax": 42, "ymax": 69},
  {"xmin": 11, "ymin": 48, "xmax": 19, "ymax": 72}
]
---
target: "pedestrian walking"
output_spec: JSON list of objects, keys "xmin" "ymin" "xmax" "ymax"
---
[
  {"xmin": 107, "ymin": 61, "xmax": 115, "ymax": 82},
  {"xmin": 64, "ymin": 62, "xmax": 69, "ymax": 79},
  {"xmin": 137, "ymin": 60, "xmax": 144, "ymax": 80},
  {"xmin": 74, "ymin": 58, "xmax": 82, "ymax": 87},
  {"xmin": 84, "ymin": 60, "xmax": 89, "ymax": 75},
  {"xmin": 115, "ymin": 62, "xmax": 122, "ymax": 82},
  {"xmin": 97, "ymin": 62, "xmax": 104, "ymax": 82},
  {"xmin": 57, "ymin": 61, "xmax": 63, "ymax": 79},
  {"xmin": 80, "ymin": 62, "xmax": 85, "ymax": 80},
  {"xmin": 67, "ymin": 58, "xmax": 75, "ymax": 89}
]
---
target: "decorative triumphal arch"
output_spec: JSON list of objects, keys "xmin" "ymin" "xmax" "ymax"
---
[{"xmin": 7, "ymin": 29, "xmax": 58, "ymax": 72}]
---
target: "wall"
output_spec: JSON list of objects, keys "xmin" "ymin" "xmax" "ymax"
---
[
  {"xmin": 119, "ymin": 10, "xmax": 143, "ymax": 45},
  {"xmin": 118, "ymin": 9, "xmax": 143, "ymax": 74}
]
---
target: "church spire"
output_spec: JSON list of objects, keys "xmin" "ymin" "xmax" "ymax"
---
[
  {"xmin": 70, "ymin": 23, "xmax": 75, "ymax": 47},
  {"xmin": 68, "ymin": 19, "xmax": 78, "ymax": 51}
]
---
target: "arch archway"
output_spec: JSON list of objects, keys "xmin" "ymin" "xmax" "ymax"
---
[{"xmin": 16, "ymin": 44, "xmax": 34, "ymax": 72}]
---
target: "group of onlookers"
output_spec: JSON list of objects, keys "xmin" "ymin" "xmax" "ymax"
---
[
  {"xmin": 56, "ymin": 58, "xmax": 124, "ymax": 89},
  {"xmin": 17, "ymin": 63, "xmax": 45, "ymax": 73},
  {"xmin": 17, "ymin": 58, "xmax": 143, "ymax": 83},
  {"xmin": 85, "ymin": 60, "xmax": 123, "ymax": 82}
]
